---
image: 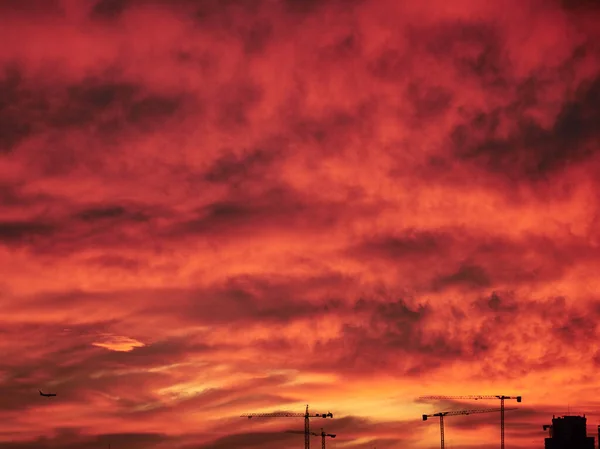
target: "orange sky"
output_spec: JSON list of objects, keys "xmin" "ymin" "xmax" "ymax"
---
[{"xmin": 1, "ymin": 0, "xmax": 600, "ymax": 448}]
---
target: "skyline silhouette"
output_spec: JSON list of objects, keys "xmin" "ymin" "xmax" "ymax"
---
[{"xmin": 1, "ymin": 0, "xmax": 600, "ymax": 447}]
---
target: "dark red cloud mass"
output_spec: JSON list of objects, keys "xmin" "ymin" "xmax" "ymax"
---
[{"xmin": 1, "ymin": 0, "xmax": 600, "ymax": 447}]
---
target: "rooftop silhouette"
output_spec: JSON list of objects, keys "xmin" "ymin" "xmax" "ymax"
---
[{"xmin": 544, "ymin": 415, "xmax": 594, "ymax": 449}]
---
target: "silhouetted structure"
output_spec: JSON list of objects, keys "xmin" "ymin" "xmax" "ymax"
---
[
  {"xmin": 39, "ymin": 390, "xmax": 56, "ymax": 397},
  {"xmin": 544, "ymin": 415, "xmax": 594, "ymax": 449},
  {"xmin": 418, "ymin": 394, "xmax": 522, "ymax": 449},
  {"xmin": 242, "ymin": 404, "xmax": 333, "ymax": 449},
  {"xmin": 422, "ymin": 407, "xmax": 517, "ymax": 449},
  {"xmin": 287, "ymin": 428, "xmax": 336, "ymax": 449}
]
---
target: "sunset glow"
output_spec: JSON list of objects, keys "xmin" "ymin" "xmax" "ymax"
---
[{"xmin": 1, "ymin": 0, "xmax": 600, "ymax": 448}]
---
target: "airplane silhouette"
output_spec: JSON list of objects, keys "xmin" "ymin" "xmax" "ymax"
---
[{"xmin": 39, "ymin": 390, "xmax": 56, "ymax": 397}]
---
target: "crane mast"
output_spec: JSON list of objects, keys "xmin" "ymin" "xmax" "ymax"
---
[
  {"xmin": 440, "ymin": 414, "xmax": 445, "ymax": 449},
  {"xmin": 305, "ymin": 405, "xmax": 309, "ymax": 449}
]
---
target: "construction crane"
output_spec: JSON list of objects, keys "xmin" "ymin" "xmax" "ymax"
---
[
  {"xmin": 286, "ymin": 427, "xmax": 336, "ymax": 449},
  {"xmin": 418, "ymin": 395, "xmax": 522, "ymax": 449},
  {"xmin": 241, "ymin": 404, "xmax": 333, "ymax": 449},
  {"xmin": 422, "ymin": 407, "xmax": 517, "ymax": 449}
]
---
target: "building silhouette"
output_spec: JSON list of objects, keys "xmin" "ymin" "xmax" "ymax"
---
[{"xmin": 544, "ymin": 415, "xmax": 594, "ymax": 449}]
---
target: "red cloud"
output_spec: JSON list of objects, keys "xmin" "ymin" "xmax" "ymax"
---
[{"xmin": 1, "ymin": 0, "xmax": 599, "ymax": 447}]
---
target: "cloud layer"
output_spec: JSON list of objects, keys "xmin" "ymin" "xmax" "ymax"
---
[{"xmin": 1, "ymin": 0, "xmax": 600, "ymax": 447}]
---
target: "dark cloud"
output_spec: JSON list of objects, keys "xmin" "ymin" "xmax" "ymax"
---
[
  {"xmin": 368, "ymin": 45, "xmax": 410, "ymax": 83},
  {"xmin": 559, "ymin": 0, "xmax": 600, "ymax": 11},
  {"xmin": 0, "ymin": 201, "xmax": 175, "ymax": 254},
  {"xmin": 0, "ymin": 0, "xmax": 63, "ymax": 16},
  {"xmin": 84, "ymin": 254, "xmax": 143, "ymax": 270},
  {"xmin": 90, "ymin": 0, "xmax": 129, "ymax": 19},
  {"xmin": 0, "ymin": 66, "xmax": 34, "ymax": 153},
  {"xmin": 90, "ymin": 0, "xmax": 231, "ymax": 21},
  {"xmin": 238, "ymin": 20, "xmax": 274, "ymax": 55},
  {"xmin": 172, "ymin": 185, "xmax": 376, "ymax": 241},
  {"xmin": 351, "ymin": 230, "xmax": 447, "ymax": 260},
  {"xmin": 0, "ymin": 220, "xmax": 55, "ymax": 245},
  {"xmin": 282, "ymin": 0, "xmax": 324, "ymax": 15},
  {"xmin": 74, "ymin": 205, "xmax": 149, "ymax": 223},
  {"xmin": 450, "ymin": 75, "xmax": 600, "ymax": 181},
  {"xmin": 0, "ymin": 323, "xmax": 223, "ymax": 414},
  {"xmin": 12, "ymin": 269, "xmax": 598, "ymax": 383},
  {"xmin": 431, "ymin": 263, "xmax": 492, "ymax": 291},
  {"xmin": 348, "ymin": 314, "xmax": 433, "ymax": 365},
  {"xmin": 192, "ymin": 431, "xmax": 296, "ymax": 449},
  {"xmin": 56, "ymin": 78, "xmax": 184, "ymax": 135},
  {"xmin": 0, "ymin": 70, "xmax": 185, "ymax": 154},
  {"xmin": 474, "ymin": 291, "xmax": 519, "ymax": 313},
  {"xmin": 127, "ymin": 95, "xmax": 181, "ymax": 128},
  {"xmin": 282, "ymin": 0, "xmax": 365, "ymax": 15},
  {"xmin": 2, "ymin": 274, "xmax": 351, "ymax": 346},
  {"xmin": 56, "ymin": 81, "xmax": 137, "ymax": 128},
  {"xmin": 299, "ymin": 297, "xmax": 479, "ymax": 376},
  {"xmin": 165, "ymin": 273, "xmax": 349, "ymax": 325},
  {"xmin": 351, "ymin": 229, "xmax": 597, "ymax": 291},
  {"xmin": 552, "ymin": 307, "xmax": 597, "ymax": 342},
  {"xmin": 420, "ymin": 21, "xmax": 507, "ymax": 87},
  {"xmin": 0, "ymin": 182, "xmax": 59, "ymax": 208},
  {"xmin": 216, "ymin": 81, "xmax": 263, "ymax": 129},
  {"xmin": 203, "ymin": 147, "xmax": 282, "ymax": 185},
  {"xmin": 317, "ymin": 30, "xmax": 364, "ymax": 63},
  {"xmin": 0, "ymin": 431, "xmax": 174, "ymax": 449},
  {"xmin": 405, "ymin": 82, "xmax": 454, "ymax": 123},
  {"xmin": 191, "ymin": 415, "xmax": 417, "ymax": 449},
  {"xmin": 286, "ymin": 100, "xmax": 377, "ymax": 154},
  {"xmin": 296, "ymin": 288, "xmax": 600, "ymax": 379}
]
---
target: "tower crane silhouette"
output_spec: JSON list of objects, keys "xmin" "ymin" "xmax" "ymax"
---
[
  {"xmin": 286, "ymin": 427, "xmax": 336, "ymax": 449},
  {"xmin": 422, "ymin": 407, "xmax": 517, "ymax": 449},
  {"xmin": 241, "ymin": 404, "xmax": 333, "ymax": 449},
  {"xmin": 418, "ymin": 394, "xmax": 522, "ymax": 449}
]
